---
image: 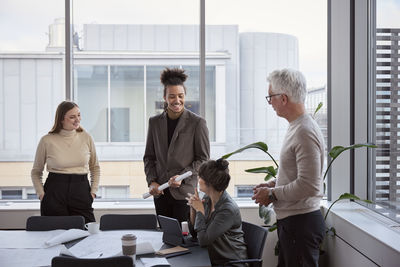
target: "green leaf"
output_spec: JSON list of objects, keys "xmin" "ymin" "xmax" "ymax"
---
[
  {"xmin": 259, "ymin": 205, "xmax": 273, "ymax": 225},
  {"xmin": 222, "ymin": 141, "xmax": 279, "ymax": 168},
  {"xmin": 222, "ymin": 142, "xmax": 269, "ymax": 159},
  {"xmin": 269, "ymin": 222, "xmax": 277, "ymax": 232},
  {"xmin": 245, "ymin": 166, "xmax": 277, "ymax": 178},
  {"xmin": 337, "ymin": 193, "xmax": 373, "ymax": 204},
  {"xmin": 323, "ymin": 143, "xmax": 377, "ymax": 181},
  {"xmin": 329, "ymin": 143, "xmax": 377, "ymax": 160},
  {"xmin": 264, "ymin": 174, "xmax": 274, "ymax": 181},
  {"xmin": 313, "ymin": 102, "xmax": 323, "ymax": 118},
  {"xmin": 337, "ymin": 192, "xmax": 360, "ymax": 201}
]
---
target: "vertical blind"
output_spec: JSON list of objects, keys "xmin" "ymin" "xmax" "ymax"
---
[{"xmin": 376, "ymin": 28, "xmax": 400, "ymax": 203}]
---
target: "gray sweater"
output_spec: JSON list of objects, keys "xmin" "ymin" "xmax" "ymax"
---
[
  {"xmin": 273, "ymin": 114, "xmax": 325, "ymax": 220},
  {"xmin": 194, "ymin": 191, "xmax": 248, "ymax": 266}
]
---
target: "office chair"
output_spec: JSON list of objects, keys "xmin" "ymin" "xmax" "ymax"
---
[
  {"xmin": 51, "ymin": 256, "xmax": 133, "ymax": 267},
  {"xmin": 100, "ymin": 214, "xmax": 158, "ymax": 230},
  {"xmin": 26, "ymin": 216, "xmax": 85, "ymax": 231},
  {"xmin": 224, "ymin": 221, "xmax": 268, "ymax": 267}
]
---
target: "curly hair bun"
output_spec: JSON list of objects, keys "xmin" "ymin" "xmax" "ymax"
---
[
  {"xmin": 160, "ymin": 68, "xmax": 187, "ymax": 86},
  {"xmin": 215, "ymin": 158, "xmax": 229, "ymax": 171}
]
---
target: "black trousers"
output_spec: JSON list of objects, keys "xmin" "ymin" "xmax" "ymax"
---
[
  {"xmin": 154, "ymin": 188, "xmax": 189, "ymax": 223},
  {"xmin": 277, "ymin": 210, "xmax": 325, "ymax": 267},
  {"xmin": 41, "ymin": 172, "xmax": 95, "ymax": 224}
]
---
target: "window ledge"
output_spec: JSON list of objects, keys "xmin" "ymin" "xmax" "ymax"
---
[
  {"xmin": 0, "ymin": 198, "xmax": 259, "ymax": 211},
  {"xmin": 321, "ymin": 200, "xmax": 400, "ymax": 265}
]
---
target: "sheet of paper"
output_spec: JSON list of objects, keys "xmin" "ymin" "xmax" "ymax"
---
[
  {"xmin": 0, "ymin": 245, "xmax": 65, "ymax": 267},
  {"xmin": 68, "ymin": 230, "xmax": 163, "ymax": 258},
  {"xmin": 0, "ymin": 230, "xmax": 65, "ymax": 248},
  {"xmin": 45, "ymin": 229, "xmax": 90, "ymax": 247},
  {"xmin": 140, "ymin": 257, "xmax": 170, "ymax": 267}
]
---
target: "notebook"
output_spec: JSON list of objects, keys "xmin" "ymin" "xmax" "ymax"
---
[{"xmin": 158, "ymin": 215, "xmax": 198, "ymax": 247}]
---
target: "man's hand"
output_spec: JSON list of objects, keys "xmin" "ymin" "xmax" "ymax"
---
[
  {"xmin": 149, "ymin": 182, "xmax": 163, "ymax": 196},
  {"xmin": 168, "ymin": 175, "xmax": 182, "ymax": 188},
  {"xmin": 39, "ymin": 193, "xmax": 44, "ymax": 201},
  {"xmin": 253, "ymin": 180, "xmax": 276, "ymax": 192},
  {"xmin": 252, "ymin": 187, "xmax": 272, "ymax": 206}
]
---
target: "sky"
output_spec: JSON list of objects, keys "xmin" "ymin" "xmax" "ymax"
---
[{"xmin": 2, "ymin": 0, "xmax": 396, "ymax": 89}]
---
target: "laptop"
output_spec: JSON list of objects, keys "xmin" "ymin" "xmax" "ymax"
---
[{"xmin": 158, "ymin": 215, "xmax": 198, "ymax": 247}]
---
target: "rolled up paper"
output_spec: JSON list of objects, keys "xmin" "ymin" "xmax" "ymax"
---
[
  {"xmin": 44, "ymin": 229, "xmax": 90, "ymax": 247},
  {"xmin": 142, "ymin": 171, "xmax": 193, "ymax": 199}
]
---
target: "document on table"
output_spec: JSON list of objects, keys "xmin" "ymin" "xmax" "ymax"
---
[
  {"xmin": 68, "ymin": 230, "xmax": 163, "ymax": 258},
  {"xmin": 140, "ymin": 257, "xmax": 170, "ymax": 267},
  {"xmin": 44, "ymin": 229, "xmax": 89, "ymax": 247},
  {"xmin": 0, "ymin": 245, "xmax": 65, "ymax": 267},
  {"xmin": 0, "ymin": 230, "xmax": 65, "ymax": 248}
]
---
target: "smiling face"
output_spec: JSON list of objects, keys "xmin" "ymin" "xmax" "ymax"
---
[
  {"xmin": 164, "ymin": 85, "xmax": 185, "ymax": 115},
  {"xmin": 61, "ymin": 106, "xmax": 81, "ymax": 131}
]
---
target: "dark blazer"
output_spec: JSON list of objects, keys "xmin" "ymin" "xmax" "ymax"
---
[{"xmin": 143, "ymin": 109, "xmax": 210, "ymax": 200}]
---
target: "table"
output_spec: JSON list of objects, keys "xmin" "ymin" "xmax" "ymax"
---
[{"xmin": 0, "ymin": 229, "xmax": 211, "ymax": 267}]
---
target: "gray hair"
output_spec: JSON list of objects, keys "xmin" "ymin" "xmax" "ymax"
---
[{"xmin": 267, "ymin": 69, "xmax": 307, "ymax": 104}]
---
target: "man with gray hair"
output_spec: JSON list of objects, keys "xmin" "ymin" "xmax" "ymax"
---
[{"xmin": 252, "ymin": 69, "xmax": 325, "ymax": 267}]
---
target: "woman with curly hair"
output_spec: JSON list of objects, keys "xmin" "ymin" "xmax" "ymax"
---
[
  {"xmin": 143, "ymin": 67, "xmax": 210, "ymax": 222},
  {"xmin": 187, "ymin": 159, "xmax": 248, "ymax": 266}
]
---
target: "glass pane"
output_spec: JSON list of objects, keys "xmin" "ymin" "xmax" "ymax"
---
[
  {"xmin": 2, "ymin": 190, "xmax": 22, "ymax": 200},
  {"xmin": 0, "ymin": 1, "xmax": 65, "ymax": 197},
  {"xmin": 183, "ymin": 65, "xmax": 216, "ymax": 141},
  {"xmin": 75, "ymin": 65, "xmax": 108, "ymax": 142},
  {"xmin": 104, "ymin": 186, "xmax": 129, "ymax": 199},
  {"xmin": 111, "ymin": 66, "xmax": 145, "ymax": 142},
  {"xmin": 375, "ymin": 0, "xmax": 400, "ymax": 218},
  {"xmin": 205, "ymin": 0, "xmax": 327, "ymax": 199},
  {"xmin": 71, "ymin": 1, "xmax": 200, "ymax": 199}
]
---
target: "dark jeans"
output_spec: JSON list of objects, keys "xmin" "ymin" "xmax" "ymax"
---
[
  {"xmin": 41, "ymin": 172, "xmax": 95, "ymax": 224},
  {"xmin": 277, "ymin": 210, "xmax": 325, "ymax": 267},
  {"xmin": 154, "ymin": 188, "xmax": 189, "ymax": 223}
]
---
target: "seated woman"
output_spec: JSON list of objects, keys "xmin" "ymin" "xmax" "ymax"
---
[{"xmin": 187, "ymin": 158, "xmax": 248, "ymax": 266}]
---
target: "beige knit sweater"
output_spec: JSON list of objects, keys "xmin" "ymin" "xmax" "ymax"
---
[
  {"xmin": 273, "ymin": 114, "xmax": 325, "ymax": 220},
  {"xmin": 31, "ymin": 129, "xmax": 100, "ymax": 197}
]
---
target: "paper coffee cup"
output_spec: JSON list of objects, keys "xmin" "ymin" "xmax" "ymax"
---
[
  {"xmin": 181, "ymin": 221, "xmax": 189, "ymax": 235},
  {"xmin": 121, "ymin": 234, "xmax": 137, "ymax": 260}
]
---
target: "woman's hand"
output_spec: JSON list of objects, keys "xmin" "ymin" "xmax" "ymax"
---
[
  {"xmin": 186, "ymin": 190, "xmax": 205, "ymax": 215},
  {"xmin": 91, "ymin": 193, "xmax": 96, "ymax": 199},
  {"xmin": 39, "ymin": 193, "xmax": 44, "ymax": 201}
]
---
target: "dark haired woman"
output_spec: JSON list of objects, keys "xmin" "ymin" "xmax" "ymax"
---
[
  {"xmin": 187, "ymin": 159, "xmax": 248, "ymax": 266},
  {"xmin": 31, "ymin": 101, "xmax": 99, "ymax": 223},
  {"xmin": 143, "ymin": 67, "xmax": 210, "ymax": 222}
]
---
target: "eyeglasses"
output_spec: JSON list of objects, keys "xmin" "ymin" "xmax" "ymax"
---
[{"xmin": 265, "ymin": 94, "xmax": 282, "ymax": 103}]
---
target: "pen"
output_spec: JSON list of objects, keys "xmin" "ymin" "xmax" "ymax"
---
[{"xmin": 98, "ymin": 253, "xmax": 103, "ymax": 258}]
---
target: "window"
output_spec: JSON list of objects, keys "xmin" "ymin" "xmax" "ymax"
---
[
  {"xmin": 374, "ymin": 0, "xmax": 400, "ymax": 219},
  {"xmin": 96, "ymin": 186, "xmax": 129, "ymax": 199},
  {"xmin": 0, "ymin": 0, "xmax": 327, "ymax": 201},
  {"xmin": 235, "ymin": 185, "xmax": 255, "ymax": 198},
  {"xmin": 76, "ymin": 64, "xmax": 217, "ymax": 143},
  {"xmin": 1, "ymin": 189, "xmax": 22, "ymax": 200}
]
